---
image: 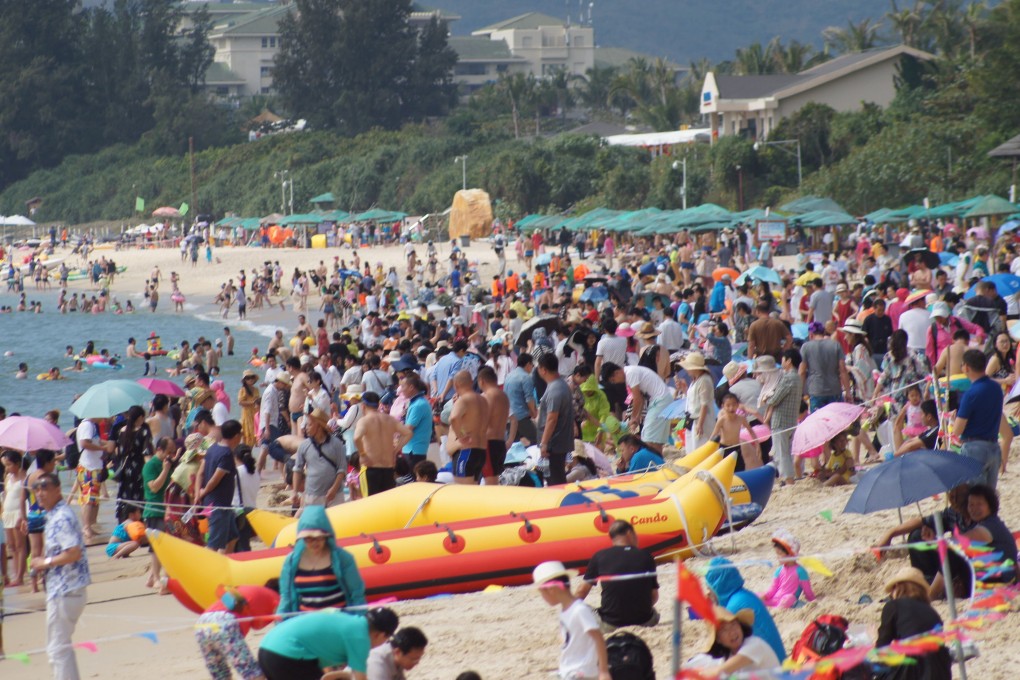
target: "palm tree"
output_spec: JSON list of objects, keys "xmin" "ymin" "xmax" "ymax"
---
[
  {"xmin": 823, "ymin": 18, "xmax": 884, "ymax": 54},
  {"xmin": 545, "ymin": 66, "xmax": 580, "ymax": 123},
  {"xmin": 886, "ymin": 0, "xmax": 928, "ymax": 48},
  {"xmin": 499, "ymin": 72, "xmax": 534, "ymax": 139},
  {"xmin": 775, "ymin": 39, "xmax": 817, "ymax": 73},
  {"xmin": 734, "ymin": 41, "xmax": 779, "ymax": 75},
  {"xmin": 578, "ymin": 65, "xmax": 618, "ymax": 112},
  {"xmin": 960, "ymin": 1, "xmax": 986, "ymax": 59}
]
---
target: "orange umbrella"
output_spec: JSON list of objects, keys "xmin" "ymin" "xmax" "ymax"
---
[{"xmin": 712, "ymin": 267, "xmax": 740, "ymax": 282}]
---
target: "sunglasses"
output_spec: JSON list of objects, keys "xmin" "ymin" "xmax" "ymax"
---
[{"xmin": 31, "ymin": 481, "xmax": 57, "ymax": 491}]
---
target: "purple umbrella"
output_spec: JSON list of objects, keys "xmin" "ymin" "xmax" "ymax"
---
[
  {"xmin": 792, "ymin": 402, "xmax": 865, "ymax": 457},
  {"xmin": 0, "ymin": 415, "xmax": 72, "ymax": 452}
]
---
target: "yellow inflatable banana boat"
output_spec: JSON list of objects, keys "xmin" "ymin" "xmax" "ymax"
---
[
  {"xmin": 249, "ymin": 442, "xmax": 772, "ymax": 547},
  {"xmin": 153, "ymin": 453, "xmax": 736, "ymax": 611}
]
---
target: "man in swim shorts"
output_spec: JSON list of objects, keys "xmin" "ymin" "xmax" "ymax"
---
[
  {"xmin": 353, "ymin": 392, "xmax": 412, "ymax": 496},
  {"xmin": 75, "ymin": 417, "xmax": 114, "ymax": 541},
  {"xmin": 448, "ymin": 370, "xmax": 489, "ymax": 484},
  {"xmin": 478, "ymin": 366, "xmax": 510, "ymax": 485}
]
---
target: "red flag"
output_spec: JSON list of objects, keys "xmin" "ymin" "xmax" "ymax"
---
[{"xmin": 677, "ymin": 562, "xmax": 716, "ymax": 626}]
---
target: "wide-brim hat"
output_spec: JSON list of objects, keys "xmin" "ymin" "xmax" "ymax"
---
[
  {"xmin": 193, "ymin": 389, "xmax": 215, "ymax": 405},
  {"xmin": 573, "ymin": 439, "xmax": 590, "ymax": 459},
  {"xmin": 722, "ymin": 361, "xmax": 745, "ymax": 383},
  {"xmin": 386, "ymin": 350, "xmax": 403, "ymax": 364},
  {"xmin": 681, "ymin": 352, "xmax": 708, "ymax": 373},
  {"xmin": 636, "ymin": 322, "xmax": 660, "ymax": 339},
  {"xmin": 533, "ymin": 560, "xmax": 571, "ymax": 587},
  {"xmin": 904, "ymin": 289, "xmax": 928, "ymax": 306},
  {"xmin": 751, "ymin": 355, "xmax": 779, "ymax": 373},
  {"xmin": 835, "ymin": 283, "xmax": 848, "ymax": 294},
  {"xmin": 841, "ymin": 319, "xmax": 866, "ymax": 335},
  {"xmin": 274, "ymin": 372, "xmax": 292, "ymax": 387},
  {"xmin": 306, "ymin": 407, "xmax": 330, "ymax": 429},
  {"xmin": 706, "ymin": 606, "xmax": 755, "ymax": 649},
  {"xmin": 242, "ymin": 369, "xmax": 259, "ymax": 381},
  {"xmin": 617, "ymin": 322, "xmax": 635, "ymax": 338},
  {"xmin": 885, "ymin": 567, "xmax": 929, "ymax": 594}
]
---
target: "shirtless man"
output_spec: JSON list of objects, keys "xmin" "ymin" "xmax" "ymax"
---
[
  {"xmin": 296, "ymin": 314, "xmax": 314, "ymax": 337},
  {"xmin": 478, "ymin": 366, "xmax": 510, "ymax": 485},
  {"xmin": 448, "ymin": 370, "xmax": 489, "ymax": 484},
  {"xmin": 353, "ymin": 391, "xmax": 412, "ymax": 496},
  {"xmin": 286, "ymin": 358, "xmax": 310, "ymax": 432},
  {"xmin": 268, "ymin": 329, "xmax": 285, "ymax": 355},
  {"xmin": 223, "ymin": 326, "xmax": 235, "ymax": 356},
  {"xmin": 678, "ymin": 239, "xmax": 695, "ymax": 286}
]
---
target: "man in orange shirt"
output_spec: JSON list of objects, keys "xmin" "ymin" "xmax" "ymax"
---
[
  {"xmin": 491, "ymin": 275, "xmax": 503, "ymax": 303},
  {"xmin": 505, "ymin": 270, "xmax": 520, "ymax": 295}
]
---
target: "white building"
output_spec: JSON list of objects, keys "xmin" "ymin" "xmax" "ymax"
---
[
  {"xmin": 448, "ymin": 36, "xmax": 529, "ymax": 94},
  {"xmin": 700, "ymin": 45, "xmax": 934, "ymax": 139},
  {"xmin": 470, "ymin": 12, "xmax": 594, "ymax": 79}
]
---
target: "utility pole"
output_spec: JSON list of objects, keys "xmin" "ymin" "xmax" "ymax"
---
[
  {"xmin": 188, "ymin": 137, "xmax": 197, "ymax": 216},
  {"xmin": 672, "ymin": 158, "xmax": 687, "ymax": 210}
]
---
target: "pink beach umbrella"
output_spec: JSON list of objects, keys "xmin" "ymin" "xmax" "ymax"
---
[
  {"xmin": 0, "ymin": 415, "xmax": 72, "ymax": 452},
  {"xmin": 136, "ymin": 378, "xmax": 187, "ymax": 398},
  {"xmin": 791, "ymin": 402, "xmax": 865, "ymax": 458}
]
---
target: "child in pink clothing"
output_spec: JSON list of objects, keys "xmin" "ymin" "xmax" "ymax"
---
[
  {"xmin": 760, "ymin": 529, "xmax": 816, "ymax": 609},
  {"xmin": 901, "ymin": 385, "xmax": 926, "ymax": 438}
]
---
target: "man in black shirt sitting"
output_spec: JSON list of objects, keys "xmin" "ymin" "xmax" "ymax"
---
[{"xmin": 575, "ymin": 520, "xmax": 660, "ymax": 632}]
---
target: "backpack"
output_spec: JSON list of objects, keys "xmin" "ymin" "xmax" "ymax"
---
[
  {"xmin": 606, "ymin": 631, "xmax": 655, "ymax": 680},
  {"xmin": 791, "ymin": 614, "xmax": 849, "ymax": 664}
]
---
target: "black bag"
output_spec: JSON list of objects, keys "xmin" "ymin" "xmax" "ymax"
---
[{"xmin": 606, "ymin": 631, "xmax": 655, "ymax": 680}]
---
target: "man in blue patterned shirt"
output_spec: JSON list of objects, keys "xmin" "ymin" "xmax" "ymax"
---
[{"xmin": 30, "ymin": 472, "xmax": 91, "ymax": 680}]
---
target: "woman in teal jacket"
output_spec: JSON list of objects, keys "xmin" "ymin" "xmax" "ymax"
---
[
  {"xmin": 277, "ymin": 505, "xmax": 366, "ymax": 614},
  {"xmin": 704, "ymin": 556, "xmax": 786, "ymax": 661}
]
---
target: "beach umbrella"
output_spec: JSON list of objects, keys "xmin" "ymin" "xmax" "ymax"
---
[
  {"xmin": 579, "ymin": 286, "xmax": 609, "ymax": 303},
  {"xmin": 152, "ymin": 206, "xmax": 181, "ymax": 218},
  {"xmin": 735, "ymin": 265, "xmax": 781, "ymax": 286},
  {"xmin": 938, "ymin": 251, "xmax": 959, "ymax": 267},
  {"xmin": 790, "ymin": 322, "xmax": 809, "ymax": 341},
  {"xmin": 843, "ymin": 450, "xmax": 983, "ymax": 514},
  {"xmin": 643, "ymin": 291, "xmax": 672, "ymax": 308},
  {"xmin": 712, "ymin": 267, "xmax": 740, "ymax": 282},
  {"xmin": 791, "ymin": 402, "xmax": 865, "ymax": 457},
  {"xmin": 70, "ymin": 380, "xmax": 153, "ymax": 419},
  {"xmin": 658, "ymin": 397, "xmax": 688, "ymax": 420},
  {"xmin": 964, "ymin": 273, "xmax": 1020, "ymax": 300},
  {"xmin": 966, "ymin": 226, "xmax": 989, "ymax": 241},
  {"xmin": 794, "ymin": 271, "xmax": 821, "ymax": 287},
  {"xmin": 0, "ymin": 415, "xmax": 71, "ymax": 452},
  {"xmin": 136, "ymin": 378, "xmax": 187, "ymax": 398},
  {"xmin": 582, "ymin": 273, "xmax": 608, "ymax": 285},
  {"xmin": 515, "ymin": 315, "xmax": 563, "ymax": 345},
  {"xmin": 997, "ymin": 220, "xmax": 1020, "ymax": 240},
  {"xmin": 902, "ymin": 248, "xmax": 940, "ymax": 269},
  {"xmin": 535, "ymin": 253, "xmax": 553, "ymax": 266}
]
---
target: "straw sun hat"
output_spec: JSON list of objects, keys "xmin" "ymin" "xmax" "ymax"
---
[
  {"xmin": 681, "ymin": 352, "xmax": 708, "ymax": 373},
  {"xmin": 884, "ymin": 567, "xmax": 929, "ymax": 594}
]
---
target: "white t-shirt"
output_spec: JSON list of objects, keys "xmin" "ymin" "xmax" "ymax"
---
[
  {"xmin": 76, "ymin": 420, "xmax": 104, "ymax": 470},
  {"xmin": 596, "ymin": 334, "xmax": 627, "ymax": 367},
  {"xmin": 734, "ymin": 635, "xmax": 781, "ymax": 670},
  {"xmin": 234, "ymin": 466, "xmax": 260, "ymax": 508},
  {"xmin": 264, "ymin": 365, "xmax": 283, "ymax": 386},
  {"xmin": 211, "ymin": 401, "xmax": 230, "ymax": 426},
  {"xmin": 340, "ymin": 366, "xmax": 363, "ymax": 388},
  {"xmin": 898, "ymin": 307, "xmax": 931, "ymax": 350},
  {"xmin": 559, "ymin": 599, "xmax": 601, "ymax": 679},
  {"xmin": 624, "ymin": 365, "xmax": 669, "ymax": 402}
]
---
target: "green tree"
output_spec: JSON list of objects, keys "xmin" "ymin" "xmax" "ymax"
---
[
  {"xmin": 734, "ymin": 41, "xmax": 779, "ymax": 75},
  {"xmin": 970, "ymin": 0, "xmax": 1020, "ymax": 136},
  {"xmin": 274, "ymin": 0, "xmax": 457, "ymax": 135},
  {"xmin": 578, "ymin": 65, "xmax": 618, "ymax": 113}
]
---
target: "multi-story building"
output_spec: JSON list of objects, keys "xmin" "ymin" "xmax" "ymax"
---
[{"xmin": 470, "ymin": 12, "xmax": 594, "ymax": 79}]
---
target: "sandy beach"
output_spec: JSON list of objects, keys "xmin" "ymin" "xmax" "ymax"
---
[{"xmin": 3, "ymin": 240, "xmax": 1019, "ymax": 678}]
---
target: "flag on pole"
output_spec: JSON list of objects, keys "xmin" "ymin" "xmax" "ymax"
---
[
  {"xmin": 677, "ymin": 562, "xmax": 716, "ymax": 625},
  {"xmin": 179, "ymin": 202, "xmax": 189, "ymax": 216},
  {"xmin": 135, "ymin": 197, "xmax": 145, "ymax": 213}
]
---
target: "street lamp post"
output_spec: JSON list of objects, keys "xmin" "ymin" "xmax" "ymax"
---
[
  {"xmin": 454, "ymin": 155, "xmax": 468, "ymax": 191},
  {"xmin": 274, "ymin": 170, "xmax": 289, "ymax": 214},
  {"xmin": 735, "ymin": 164, "xmax": 744, "ymax": 211},
  {"xmin": 671, "ymin": 158, "xmax": 687, "ymax": 210},
  {"xmin": 753, "ymin": 139, "xmax": 802, "ymax": 186}
]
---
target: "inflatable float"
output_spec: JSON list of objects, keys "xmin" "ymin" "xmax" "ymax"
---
[
  {"xmin": 247, "ymin": 442, "xmax": 774, "ymax": 547},
  {"xmin": 152, "ymin": 453, "xmax": 737, "ymax": 611}
]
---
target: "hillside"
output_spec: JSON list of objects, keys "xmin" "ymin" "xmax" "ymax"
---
[{"xmin": 441, "ymin": 0, "xmax": 894, "ymax": 63}]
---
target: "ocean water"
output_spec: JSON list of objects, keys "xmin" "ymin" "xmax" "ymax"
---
[{"xmin": 0, "ymin": 291, "xmax": 278, "ymax": 429}]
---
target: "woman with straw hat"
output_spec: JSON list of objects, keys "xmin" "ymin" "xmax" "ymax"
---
[
  {"xmin": 682, "ymin": 352, "xmax": 716, "ymax": 453},
  {"xmin": 687, "ymin": 605, "xmax": 780, "ymax": 674},
  {"xmin": 875, "ymin": 567, "xmax": 951, "ymax": 680},
  {"xmin": 238, "ymin": 370, "xmax": 260, "ymax": 447}
]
